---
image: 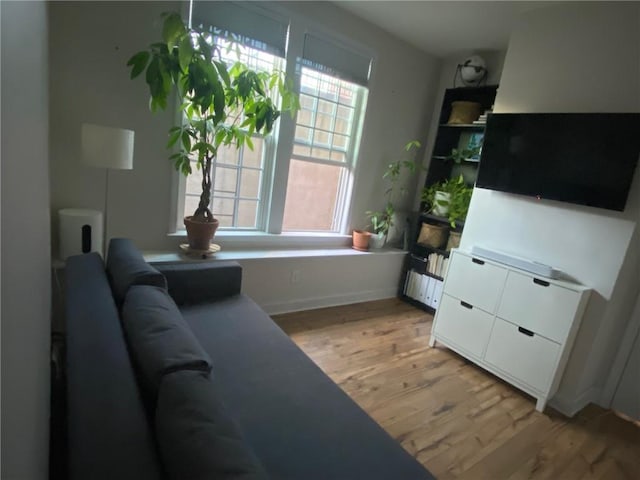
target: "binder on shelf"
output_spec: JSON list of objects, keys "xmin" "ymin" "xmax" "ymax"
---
[
  {"xmin": 427, "ymin": 278, "xmax": 440, "ymax": 307},
  {"xmin": 431, "ymin": 280, "xmax": 444, "ymax": 308},
  {"xmin": 422, "ymin": 275, "xmax": 433, "ymax": 305}
]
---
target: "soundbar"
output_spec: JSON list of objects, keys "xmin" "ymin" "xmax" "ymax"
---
[{"xmin": 470, "ymin": 246, "xmax": 561, "ymax": 279}]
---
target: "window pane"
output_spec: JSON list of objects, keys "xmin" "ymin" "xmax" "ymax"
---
[
  {"xmin": 243, "ymin": 138, "xmax": 264, "ymax": 168},
  {"xmin": 212, "ymin": 196, "xmax": 235, "ymax": 217},
  {"xmin": 186, "ymin": 171, "xmax": 202, "ymax": 195},
  {"xmin": 216, "ymin": 215, "xmax": 233, "ymax": 228},
  {"xmin": 216, "ymin": 145, "xmax": 240, "ymax": 165},
  {"xmin": 237, "ymin": 200, "xmax": 258, "ymax": 228},
  {"xmin": 300, "ymin": 94, "xmax": 315, "ymax": 110},
  {"xmin": 333, "ymin": 134, "xmax": 349, "ymax": 150},
  {"xmin": 239, "ymin": 169, "xmax": 261, "ymax": 198},
  {"xmin": 335, "ymin": 118, "xmax": 351, "ymax": 135},
  {"xmin": 314, "ymin": 112, "xmax": 333, "ymax": 131},
  {"xmin": 295, "ymin": 125, "xmax": 312, "ymax": 143},
  {"xmin": 282, "ymin": 159, "xmax": 344, "ymax": 232},
  {"xmin": 214, "ymin": 167, "xmax": 238, "ymax": 194},
  {"xmin": 293, "ymin": 144, "xmax": 311, "ymax": 157},
  {"xmin": 312, "ymin": 129, "xmax": 330, "ymax": 147},
  {"xmin": 184, "ymin": 195, "xmax": 200, "ymax": 218},
  {"xmin": 297, "ymin": 109, "xmax": 314, "ymax": 128}
]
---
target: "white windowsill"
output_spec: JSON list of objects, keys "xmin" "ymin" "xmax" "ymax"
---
[
  {"xmin": 168, "ymin": 229, "xmax": 355, "ymax": 250},
  {"xmin": 144, "ymin": 245, "xmax": 407, "ymax": 265}
]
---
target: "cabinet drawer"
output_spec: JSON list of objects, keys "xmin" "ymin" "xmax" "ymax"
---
[
  {"xmin": 433, "ymin": 293, "xmax": 495, "ymax": 358},
  {"xmin": 497, "ymin": 271, "xmax": 581, "ymax": 343},
  {"xmin": 485, "ymin": 317, "xmax": 561, "ymax": 393},
  {"xmin": 444, "ymin": 252, "xmax": 507, "ymax": 314}
]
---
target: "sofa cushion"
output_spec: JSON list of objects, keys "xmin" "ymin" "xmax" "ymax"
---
[
  {"xmin": 156, "ymin": 370, "xmax": 268, "ymax": 480},
  {"xmin": 107, "ymin": 238, "xmax": 167, "ymax": 306},
  {"xmin": 66, "ymin": 252, "xmax": 163, "ymax": 480},
  {"xmin": 180, "ymin": 295, "xmax": 434, "ymax": 480},
  {"xmin": 122, "ymin": 285, "xmax": 212, "ymax": 398}
]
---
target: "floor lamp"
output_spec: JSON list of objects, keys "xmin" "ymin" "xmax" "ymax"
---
[{"xmin": 81, "ymin": 123, "xmax": 134, "ymax": 256}]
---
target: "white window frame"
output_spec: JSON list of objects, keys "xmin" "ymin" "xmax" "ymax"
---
[{"xmin": 172, "ymin": 6, "xmax": 373, "ymax": 242}]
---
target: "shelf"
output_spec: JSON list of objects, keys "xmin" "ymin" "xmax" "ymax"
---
[
  {"xmin": 432, "ymin": 155, "xmax": 480, "ymax": 164},
  {"xmin": 420, "ymin": 213, "xmax": 464, "ymax": 229},
  {"xmin": 413, "ymin": 243, "xmax": 450, "ymax": 258},
  {"xmin": 439, "ymin": 123, "xmax": 486, "ymax": 129},
  {"xmin": 400, "ymin": 294, "xmax": 436, "ymax": 314}
]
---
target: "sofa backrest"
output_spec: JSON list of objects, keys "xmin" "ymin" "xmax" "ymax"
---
[
  {"xmin": 65, "ymin": 252, "xmax": 162, "ymax": 480},
  {"xmin": 106, "ymin": 238, "xmax": 167, "ymax": 307}
]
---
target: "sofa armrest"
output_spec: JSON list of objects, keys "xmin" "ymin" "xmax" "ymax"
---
[{"xmin": 155, "ymin": 261, "xmax": 242, "ymax": 305}]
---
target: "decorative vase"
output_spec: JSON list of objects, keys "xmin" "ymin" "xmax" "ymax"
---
[
  {"xmin": 416, "ymin": 222, "xmax": 448, "ymax": 249},
  {"xmin": 369, "ymin": 232, "xmax": 386, "ymax": 250},
  {"xmin": 184, "ymin": 216, "xmax": 220, "ymax": 250},
  {"xmin": 433, "ymin": 191, "xmax": 451, "ymax": 217},
  {"xmin": 447, "ymin": 101, "xmax": 482, "ymax": 124},
  {"xmin": 352, "ymin": 229, "xmax": 371, "ymax": 251}
]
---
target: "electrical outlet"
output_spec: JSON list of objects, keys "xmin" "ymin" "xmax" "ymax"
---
[{"xmin": 290, "ymin": 270, "xmax": 300, "ymax": 284}]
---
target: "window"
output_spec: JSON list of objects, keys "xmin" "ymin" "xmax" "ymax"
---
[
  {"xmin": 182, "ymin": 2, "xmax": 372, "ymax": 237},
  {"xmin": 282, "ymin": 68, "xmax": 367, "ymax": 232},
  {"xmin": 183, "ymin": 40, "xmax": 284, "ymax": 229}
]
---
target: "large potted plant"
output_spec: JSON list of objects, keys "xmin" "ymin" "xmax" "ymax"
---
[
  {"xmin": 127, "ymin": 12, "xmax": 297, "ymax": 250},
  {"xmin": 364, "ymin": 140, "xmax": 421, "ymax": 249}
]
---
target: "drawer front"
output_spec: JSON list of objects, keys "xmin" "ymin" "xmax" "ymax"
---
[
  {"xmin": 445, "ymin": 252, "xmax": 508, "ymax": 314},
  {"xmin": 497, "ymin": 271, "xmax": 581, "ymax": 343},
  {"xmin": 485, "ymin": 317, "xmax": 561, "ymax": 394},
  {"xmin": 433, "ymin": 293, "xmax": 495, "ymax": 358}
]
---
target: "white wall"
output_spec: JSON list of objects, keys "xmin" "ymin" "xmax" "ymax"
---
[
  {"xmin": 1, "ymin": 1, "xmax": 51, "ymax": 478},
  {"xmin": 461, "ymin": 2, "xmax": 640, "ymax": 411},
  {"xmin": 49, "ymin": 1, "xmax": 441, "ymax": 311}
]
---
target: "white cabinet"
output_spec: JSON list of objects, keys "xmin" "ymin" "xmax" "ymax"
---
[{"xmin": 429, "ymin": 249, "xmax": 591, "ymax": 413}]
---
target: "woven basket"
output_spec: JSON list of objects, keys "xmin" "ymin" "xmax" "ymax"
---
[
  {"xmin": 447, "ymin": 101, "xmax": 482, "ymax": 124},
  {"xmin": 417, "ymin": 222, "xmax": 448, "ymax": 249},
  {"xmin": 446, "ymin": 231, "xmax": 461, "ymax": 251}
]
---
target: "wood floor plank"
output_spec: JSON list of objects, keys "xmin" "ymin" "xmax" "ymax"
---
[{"xmin": 273, "ymin": 299, "xmax": 640, "ymax": 479}]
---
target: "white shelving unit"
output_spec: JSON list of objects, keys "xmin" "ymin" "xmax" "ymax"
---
[{"xmin": 429, "ymin": 249, "xmax": 591, "ymax": 413}]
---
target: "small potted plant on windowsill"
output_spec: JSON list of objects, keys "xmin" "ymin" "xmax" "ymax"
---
[
  {"xmin": 127, "ymin": 12, "xmax": 297, "ymax": 251},
  {"xmin": 361, "ymin": 140, "xmax": 421, "ymax": 250}
]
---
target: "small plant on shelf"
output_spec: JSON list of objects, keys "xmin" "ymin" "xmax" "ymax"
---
[
  {"xmin": 365, "ymin": 140, "xmax": 422, "ymax": 242},
  {"xmin": 421, "ymin": 175, "xmax": 473, "ymax": 228}
]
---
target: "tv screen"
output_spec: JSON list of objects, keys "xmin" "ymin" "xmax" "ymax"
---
[{"xmin": 476, "ymin": 113, "xmax": 640, "ymax": 211}]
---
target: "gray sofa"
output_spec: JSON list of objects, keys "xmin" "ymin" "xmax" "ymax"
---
[{"xmin": 65, "ymin": 238, "xmax": 434, "ymax": 479}]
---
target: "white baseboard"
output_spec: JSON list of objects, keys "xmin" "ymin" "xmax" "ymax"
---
[
  {"xmin": 260, "ymin": 287, "xmax": 399, "ymax": 316},
  {"xmin": 551, "ymin": 386, "xmax": 601, "ymax": 417}
]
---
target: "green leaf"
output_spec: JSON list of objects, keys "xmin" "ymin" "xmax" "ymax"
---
[
  {"xmin": 178, "ymin": 35, "xmax": 194, "ymax": 72},
  {"xmin": 162, "ymin": 13, "xmax": 185, "ymax": 50},
  {"xmin": 213, "ymin": 60, "xmax": 231, "ymax": 87},
  {"xmin": 127, "ymin": 51, "xmax": 150, "ymax": 79},
  {"xmin": 167, "ymin": 128, "xmax": 182, "ymax": 148},
  {"xmin": 181, "ymin": 130, "xmax": 191, "ymax": 152}
]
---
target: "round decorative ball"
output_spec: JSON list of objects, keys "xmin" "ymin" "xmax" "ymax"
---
[{"xmin": 460, "ymin": 55, "xmax": 487, "ymax": 84}]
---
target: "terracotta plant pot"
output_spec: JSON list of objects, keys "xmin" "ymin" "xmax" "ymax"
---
[
  {"xmin": 184, "ymin": 216, "xmax": 220, "ymax": 250},
  {"xmin": 352, "ymin": 229, "xmax": 371, "ymax": 251}
]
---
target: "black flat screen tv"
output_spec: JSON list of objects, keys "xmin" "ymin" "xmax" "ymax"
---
[{"xmin": 475, "ymin": 113, "xmax": 640, "ymax": 211}]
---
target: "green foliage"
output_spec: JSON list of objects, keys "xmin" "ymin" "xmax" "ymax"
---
[
  {"xmin": 127, "ymin": 12, "xmax": 299, "ymax": 221},
  {"xmin": 447, "ymin": 145, "xmax": 482, "ymax": 163},
  {"xmin": 421, "ymin": 174, "xmax": 473, "ymax": 228},
  {"xmin": 366, "ymin": 140, "xmax": 422, "ymax": 236}
]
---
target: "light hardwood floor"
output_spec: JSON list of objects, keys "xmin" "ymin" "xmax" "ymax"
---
[{"xmin": 272, "ymin": 298, "xmax": 640, "ymax": 480}]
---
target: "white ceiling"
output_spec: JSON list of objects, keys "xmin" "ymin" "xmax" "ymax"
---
[{"xmin": 334, "ymin": 1, "xmax": 562, "ymax": 57}]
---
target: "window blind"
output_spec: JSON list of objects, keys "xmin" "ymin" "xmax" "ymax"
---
[
  {"xmin": 190, "ymin": 1, "xmax": 289, "ymax": 57},
  {"xmin": 301, "ymin": 33, "xmax": 372, "ymax": 87}
]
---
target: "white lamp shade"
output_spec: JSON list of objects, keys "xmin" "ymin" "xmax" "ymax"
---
[{"xmin": 81, "ymin": 123, "xmax": 134, "ymax": 170}]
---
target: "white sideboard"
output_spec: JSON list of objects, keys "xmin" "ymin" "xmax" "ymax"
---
[{"xmin": 429, "ymin": 249, "xmax": 591, "ymax": 413}]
